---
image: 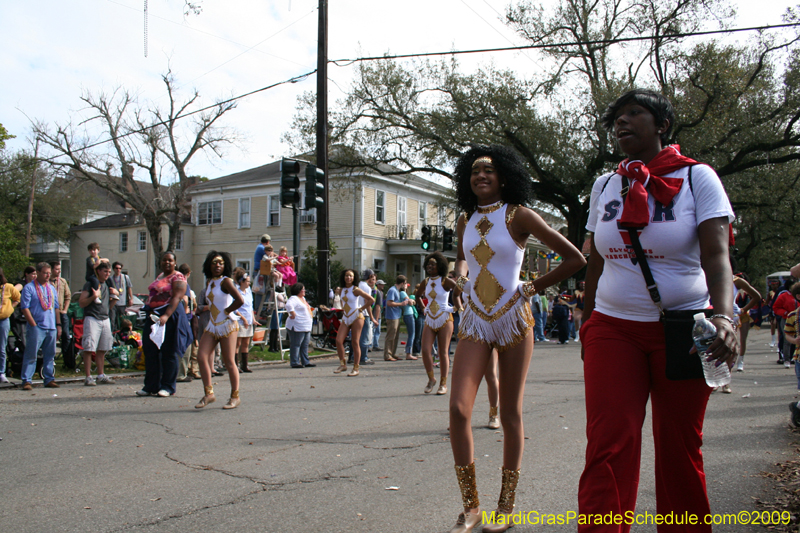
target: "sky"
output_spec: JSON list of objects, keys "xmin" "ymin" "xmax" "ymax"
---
[{"xmin": 1, "ymin": 0, "xmax": 797, "ymax": 183}]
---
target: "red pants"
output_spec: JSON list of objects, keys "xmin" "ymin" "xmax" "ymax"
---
[{"xmin": 578, "ymin": 312, "xmax": 712, "ymax": 533}]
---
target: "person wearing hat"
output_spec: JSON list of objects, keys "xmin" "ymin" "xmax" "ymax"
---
[
  {"xmin": 373, "ymin": 279, "xmax": 386, "ymax": 351},
  {"xmin": 252, "ymin": 234, "xmax": 271, "ymax": 312}
]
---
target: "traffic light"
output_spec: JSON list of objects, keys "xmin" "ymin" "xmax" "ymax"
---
[
  {"xmin": 304, "ymin": 163, "xmax": 325, "ymax": 210},
  {"xmin": 442, "ymin": 227, "xmax": 454, "ymax": 251},
  {"xmin": 421, "ymin": 225, "xmax": 431, "ymax": 250},
  {"xmin": 280, "ymin": 158, "xmax": 301, "ymax": 207}
]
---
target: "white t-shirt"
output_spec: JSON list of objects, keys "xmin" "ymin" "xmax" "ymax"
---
[
  {"xmin": 586, "ymin": 164, "xmax": 734, "ymax": 321},
  {"xmin": 285, "ymin": 295, "xmax": 313, "ymax": 332}
]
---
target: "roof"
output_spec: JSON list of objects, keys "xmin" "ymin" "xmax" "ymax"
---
[{"xmin": 70, "ymin": 211, "xmax": 189, "ymax": 231}]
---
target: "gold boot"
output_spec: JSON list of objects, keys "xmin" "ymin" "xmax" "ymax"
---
[
  {"xmin": 437, "ymin": 373, "xmax": 448, "ymax": 395},
  {"xmin": 424, "ymin": 370, "xmax": 436, "ymax": 394},
  {"xmin": 482, "ymin": 467, "xmax": 520, "ymax": 533},
  {"xmin": 450, "ymin": 462, "xmax": 481, "ymax": 533},
  {"xmin": 195, "ymin": 385, "xmax": 215, "ymax": 409},
  {"xmin": 334, "ymin": 361, "xmax": 347, "ymax": 374},
  {"xmin": 223, "ymin": 389, "xmax": 240, "ymax": 409},
  {"xmin": 488, "ymin": 406, "xmax": 500, "ymax": 429},
  {"xmin": 347, "ymin": 364, "xmax": 360, "ymax": 377}
]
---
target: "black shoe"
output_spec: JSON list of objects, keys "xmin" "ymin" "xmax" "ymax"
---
[
  {"xmin": 176, "ymin": 377, "xmax": 193, "ymax": 382},
  {"xmin": 361, "ymin": 359, "xmax": 375, "ymax": 365},
  {"xmin": 212, "ymin": 371, "xmax": 223, "ymax": 377},
  {"xmin": 790, "ymin": 402, "xmax": 800, "ymax": 428},
  {"xmin": 303, "ymin": 363, "xmax": 317, "ymax": 367},
  {"xmin": 778, "ymin": 359, "xmax": 785, "ymax": 365},
  {"xmin": 291, "ymin": 365, "xmax": 304, "ymax": 368}
]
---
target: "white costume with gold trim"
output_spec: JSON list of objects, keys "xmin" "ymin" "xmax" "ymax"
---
[
  {"xmin": 458, "ymin": 203, "xmax": 534, "ymax": 351},
  {"xmin": 204, "ymin": 277, "xmax": 240, "ymax": 339},
  {"xmin": 341, "ymin": 285, "xmax": 364, "ymax": 326},
  {"xmin": 423, "ymin": 276, "xmax": 453, "ymax": 332}
]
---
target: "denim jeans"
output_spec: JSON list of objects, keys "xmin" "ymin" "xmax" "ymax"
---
[
  {"xmin": 533, "ymin": 311, "xmax": 546, "ymax": 341},
  {"xmin": 358, "ymin": 320, "xmax": 373, "ymax": 363},
  {"xmin": 372, "ymin": 319, "xmax": 381, "ymax": 349},
  {"xmin": 413, "ymin": 314, "xmax": 424, "ymax": 354},
  {"xmin": 0, "ymin": 317, "xmax": 8, "ymax": 376},
  {"xmin": 21, "ymin": 325, "xmax": 56, "ymax": 384},
  {"xmin": 288, "ymin": 328, "xmax": 311, "ymax": 367},
  {"xmin": 403, "ymin": 314, "xmax": 415, "ymax": 354}
]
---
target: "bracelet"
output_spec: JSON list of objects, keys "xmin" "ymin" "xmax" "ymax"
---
[
  {"xmin": 709, "ymin": 314, "xmax": 737, "ymax": 330},
  {"xmin": 521, "ymin": 281, "xmax": 538, "ymax": 298},
  {"xmin": 455, "ymin": 276, "xmax": 469, "ymax": 291}
]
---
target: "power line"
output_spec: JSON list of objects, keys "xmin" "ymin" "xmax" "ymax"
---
[
  {"xmin": 330, "ymin": 22, "xmax": 800, "ymax": 65},
  {"xmin": 0, "ymin": 70, "xmax": 316, "ymax": 176}
]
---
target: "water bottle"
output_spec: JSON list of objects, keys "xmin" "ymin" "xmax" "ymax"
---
[{"xmin": 692, "ymin": 313, "xmax": 730, "ymax": 387}]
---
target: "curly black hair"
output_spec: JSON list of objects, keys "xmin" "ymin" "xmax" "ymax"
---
[
  {"xmin": 601, "ymin": 89, "xmax": 675, "ymax": 145},
  {"xmin": 424, "ymin": 251, "xmax": 449, "ymax": 278},
  {"xmin": 339, "ymin": 268, "xmax": 360, "ymax": 289},
  {"xmin": 453, "ymin": 144, "xmax": 533, "ymax": 215},
  {"xmin": 202, "ymin": 250, "xmax": 233, "ymax": 279}
]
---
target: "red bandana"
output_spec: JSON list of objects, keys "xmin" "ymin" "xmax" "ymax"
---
[{"xmin": 617, "ymin": 145, "xmax": 697, "ymax": 228}]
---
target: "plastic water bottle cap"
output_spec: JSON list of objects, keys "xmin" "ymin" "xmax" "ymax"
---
[{"xmin": 693, "ymin": 313, "xmax": 705, "ymax": 321}]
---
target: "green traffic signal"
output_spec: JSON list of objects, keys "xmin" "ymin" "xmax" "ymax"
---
[
  {"xmin": 280, "ymin": 158, "xmax": 301, "ymax": 206},
  {"xmin": 305, "ymin": 163, "xmax": 325, "ymax": 210},
  {"xmin": 420, "ymin": 225, "xmax": 431, "ymax": 250}
]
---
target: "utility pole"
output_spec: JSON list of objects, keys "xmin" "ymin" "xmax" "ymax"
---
[
  {"xmin": 315, "ymin": 0, "xmax": 330, "ymax": 306},
  {"xmin": 25, "ymin": 140, "xmax": 40, "ymax": 258}
]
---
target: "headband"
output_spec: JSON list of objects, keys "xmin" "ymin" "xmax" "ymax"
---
[{"xmin": 472, "ymin": 156, "xmax": 493, "ymax": 168}]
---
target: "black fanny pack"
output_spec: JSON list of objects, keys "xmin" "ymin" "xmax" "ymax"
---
[{"xmin": 620, "ymin": 176, "xmax": 707, "ymax": 381}]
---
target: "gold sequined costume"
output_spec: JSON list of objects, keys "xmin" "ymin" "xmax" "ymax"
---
[
  {"xmin": 423, "ymin": 276, "xmax": 454, "ymax": 332},
  {"xmin": 458, "ymin": 202, "xmax": 534, "ymax": 351},
  {"xmin": 204, "ymin": 276, "xmax": 240, "ymax": 339}
]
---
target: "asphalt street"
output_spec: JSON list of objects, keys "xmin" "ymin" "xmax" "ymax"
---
[{"xmin": 0, "ymin": 326, "xmax": 796, "ymax": 532}]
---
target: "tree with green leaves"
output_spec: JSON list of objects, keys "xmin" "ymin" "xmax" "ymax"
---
[
  {"xmin": 286, "ymin": 0, "xmax": 800, "ymax": 281},
  {"xmin": 32, "ymin": 71, "xmax": 239, "ymax": 271},
  {"xmin": 298, "ymin": 242, "xmax": 346, "ymax": 307},
  {"xmin": 0, "ymin": 123, "xmax": 13, "ymax": 150}
]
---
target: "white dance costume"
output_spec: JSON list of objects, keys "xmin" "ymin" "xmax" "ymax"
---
[
  {"xmin": 340, "ymin": 285, "xmax": 364, "ymax": 326},
  {"xmin": 204, "ymin": 277, "xmax": 240, "ymax": 339},
  {"xmin": 458, "ymin": 202, "xmax": 534, "ymax": 351},
  {"xmin": 423, "ymin": 276, "xmax": 453, "ymax": 332}
]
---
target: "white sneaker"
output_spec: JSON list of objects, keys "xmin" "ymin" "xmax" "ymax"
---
[
  {"xmin": 735, "ymin": 357, "xmax": 744, "ymax": 372},
  {"xmin": 786, "ymin": 360, "xmax": 792, "ymax": 369},
  {"xmin": 157, "ymin": 389, "xmax": 171, "ymax": 397},
  {"xmin": 770, "ymin": 341, "xmax": 777, "ymax": 347},
  {"xmin": 96, "ymin": 374, "xmax": 115, "ymax": 384},
  {"xmin": 84, "ymin": 376, "xmax": 96, "ymax": 386},
  {"xmin": 0, "ymin": 374, "xmax": 8, "ymax": 383},
  {"xmin": 135, "ymin": 389, "xmax": 152, "ymax": 396}
]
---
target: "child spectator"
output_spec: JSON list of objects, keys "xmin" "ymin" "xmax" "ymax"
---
[{"xmin": 275, "ymin": 246, "xmax": 298, "ymax": 287}]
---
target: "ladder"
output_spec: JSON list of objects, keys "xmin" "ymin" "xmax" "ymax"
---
[{"xmin": 255, "ymin": 276, "xmax": 290, "ymax": 361}]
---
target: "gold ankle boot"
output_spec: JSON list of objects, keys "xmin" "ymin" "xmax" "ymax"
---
[
  {"xmin": 482, "ymin": 467, "xmax": 520, "ymax": 533},
  {"xmin": 425, "ymin": 370, "xmax": 436, "ymax": 394},
  {"xmin": 223, "ymin": 389, "xmax": 240, "ymax": 409},
  {"xmin": 334, "ymin": 361, "xmax": 347, "ymax": 374},
  {"xmin": 195, "ymin": 385, "xmax": 215, "ymax": 409},
  {"xmin": 450, "ymin": 462, "xmax": 480, "ymax": 533},
  {"xmin": 437, "ymin": 373, "xmax": 448, "ymax": 395},
  {"xmin": 488, "ymin": 406, "xmax": 500, "ymax": 429},
  {"xmin": 347, "ymin": 363, "xmax": 360, "ymax": 376}
]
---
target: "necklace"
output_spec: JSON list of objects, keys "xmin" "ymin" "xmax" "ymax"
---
[
  {"xmin": 35, "ymin": 281, "xmax": 53, "ymax": 311},
  {"xmin": 477, "ymin": 200, "xmax": 504, "ymax": 214}
]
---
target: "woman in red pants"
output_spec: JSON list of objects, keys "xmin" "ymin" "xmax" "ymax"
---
[{"xmin": 579, "ymin": 89, "xmax": 738, "ymax": 532}]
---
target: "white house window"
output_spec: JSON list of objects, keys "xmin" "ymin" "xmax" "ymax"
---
[
  {"xmin": 374, "ymin": 258, "xmax": 386, "ymax": 273},
  {"xmin": 397, "ymin": 196, "xmax": 407, "ymax": 227},
  {"xmin": 268, "ymin": 195, "xmax": 280, "ymax": 226},
  {"xmin": 236, "ymin": 260, "xmax": 251, "ymax": 272},
  {"xmin": 418, "ymin": 201, "xmax": 427, "ymax": 229},
  {"xmin": 119, "ymin": 232, "xmax": 128, "ymax": 253},
  {"xmin": 375, "ymin": 190, "xmax": 385, "ymax": 224},
  {"xmin": 198, "ymin": 200, "xmax": 222, "ymax": 225},
  {"xmin": 175, "ymin": 230, "xmax": 184, "ymax": 251},
  {"xmin": 137, "ymin": 231, "xmax": 147, "ymax": 252},
  {"xmin": 239, "ymin": 198, "xmax": 250, "ymax": 228}
]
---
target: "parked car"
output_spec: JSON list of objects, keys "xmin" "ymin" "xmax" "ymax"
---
[{"xmin": 125, "ymin": 295, "xmax": 147, "ymax": 330}]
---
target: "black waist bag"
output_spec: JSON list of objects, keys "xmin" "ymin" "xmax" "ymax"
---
[{"xmin": 662, "ymin": 308, "xmax": 712, "ymax": 381}]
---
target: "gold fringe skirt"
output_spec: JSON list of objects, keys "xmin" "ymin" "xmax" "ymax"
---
[
  {"xmin": 205, "ymin": 318, "xmax": 239, "ymax": 340},
  {"xmin": 425, "ymin": 311, "xmax": 453, "ymax": 333},
  {"xmin": 457, "ymin": 293, "xmax": 534, "ymax": 352}
]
